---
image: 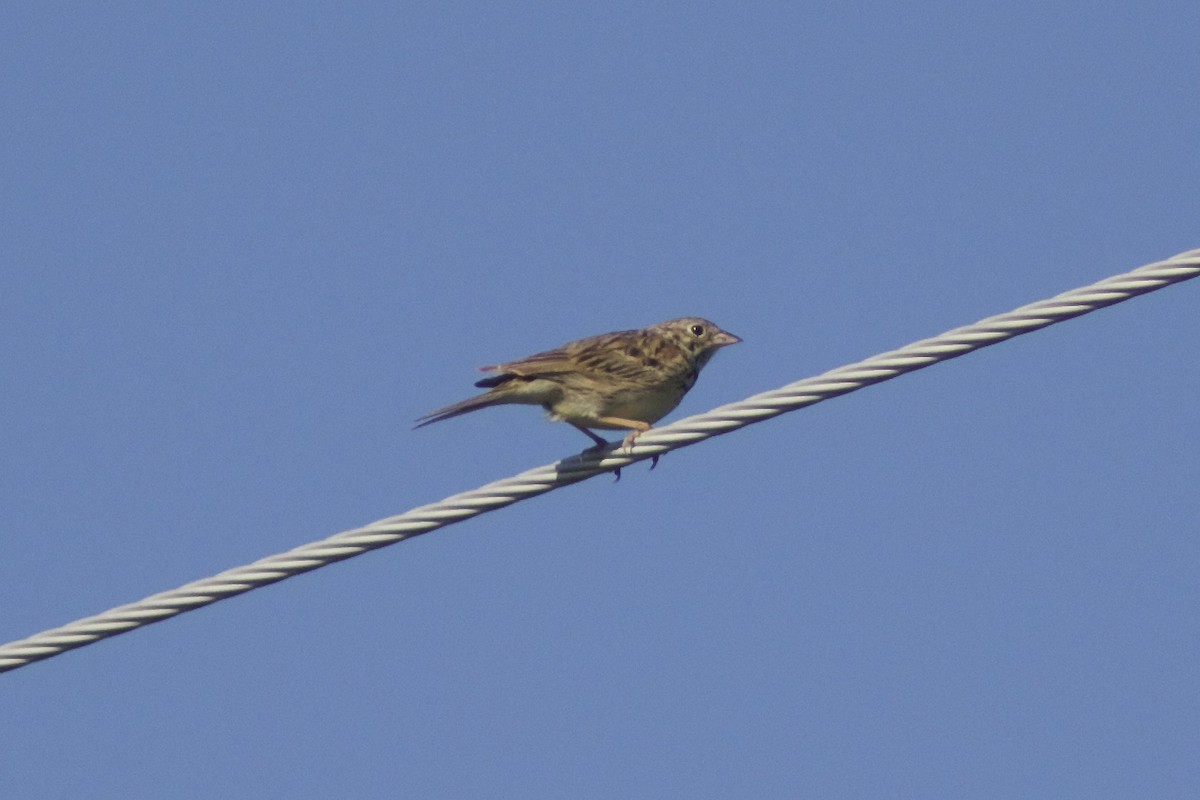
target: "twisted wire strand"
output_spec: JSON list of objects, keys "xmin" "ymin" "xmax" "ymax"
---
[{"xmin": 2, "ymin": 248, "xmax": 1197, "ymax": 674}]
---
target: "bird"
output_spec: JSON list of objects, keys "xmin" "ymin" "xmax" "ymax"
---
[{"xmin": 416, "ymin": 317, "xmax": 741, "ymax": 454}]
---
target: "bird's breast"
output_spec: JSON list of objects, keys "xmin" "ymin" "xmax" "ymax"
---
[{"xmin": 566, "ymin": 383, "xmax": 687, "ymax": 427}]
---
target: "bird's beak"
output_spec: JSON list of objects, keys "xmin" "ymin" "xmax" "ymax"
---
[{"xmin": 713, "ymin": 330, "xmax": 742, "ymax": 347}]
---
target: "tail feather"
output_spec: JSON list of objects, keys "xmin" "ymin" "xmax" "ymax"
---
[
  {"xmin": 414, "ymin": 393, "xmax": 505, "ymax": 429},
  {"xmin": 474, "ymin": 372, "xmax": 515, "ymax": 389}
]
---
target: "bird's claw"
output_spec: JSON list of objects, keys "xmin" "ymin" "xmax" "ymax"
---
[{"xmin": 579, "ymin": 431, "xmax": 656, "ymax": 480}]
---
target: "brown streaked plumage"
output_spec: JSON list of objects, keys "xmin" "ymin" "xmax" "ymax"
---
[{"xmin": 416, "ymin": 317, "xmax": 741, "ymax": 451}]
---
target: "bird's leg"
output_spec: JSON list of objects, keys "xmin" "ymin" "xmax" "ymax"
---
[
  {"xmin": 570, "ymin": 423, "xmax": 611, "ymax": 449},
  {"xmin": 570, "ymin": 423, "xmax": 621, "ymax": 480},
  {"xmin": 574, "ymin": 418, "xmax": 657, "ymax": 479},
  {"xmin": 593, "ymin": 418, "xmax": 651, "ymax": 454},
  {"xmin": 593, "ymin": 417, "xmax": 661, "ymax": 472}
]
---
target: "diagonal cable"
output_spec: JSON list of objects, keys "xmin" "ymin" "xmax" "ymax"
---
[{"xmin": 2, "ymin": 248, "xmax": 1197, "ymax": 674}]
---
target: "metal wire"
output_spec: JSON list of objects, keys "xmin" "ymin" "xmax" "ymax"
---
[{"xmin": 2, "ymin": 248, "xmax": 1197, "ymax": 674}]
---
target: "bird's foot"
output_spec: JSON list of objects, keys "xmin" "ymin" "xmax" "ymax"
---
[
  {"xmin": 578, "ymin": 438, "xmax": 622, "ymax": 481},
  {"xmin": 620, "ymin": 430, "xmax": 660, "ymax": 470}
]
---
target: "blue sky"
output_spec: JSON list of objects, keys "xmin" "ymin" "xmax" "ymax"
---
[{"xmin": 3, "ymin": 4, "xmax": 1199, "ymax": 797}]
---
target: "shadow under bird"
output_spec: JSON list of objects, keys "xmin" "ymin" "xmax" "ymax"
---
[{"xmin": 416, "ymin": 317, "xmax": 741, "ymax": 455}]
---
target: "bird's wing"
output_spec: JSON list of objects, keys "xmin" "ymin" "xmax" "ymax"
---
[
  {"xmin": 495, "ymin": 330, "xmax": 690, "ymax": 387},
  {"xmin": 479, "ymin": 331, "xmax": 634, "ymax": 377},
  {"xmin": 482, "ymin": 346, "xmax": 577, "ymax": 376}
]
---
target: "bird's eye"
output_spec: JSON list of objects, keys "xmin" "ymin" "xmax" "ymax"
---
[{"xmin": 690, "ymin": 324, "xmax": 705, "ymax": 337}]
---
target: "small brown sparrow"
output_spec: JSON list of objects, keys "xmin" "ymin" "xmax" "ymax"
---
[{"xmin": 416, "ymin": 317, "xmax": 741, "ymax": 451}]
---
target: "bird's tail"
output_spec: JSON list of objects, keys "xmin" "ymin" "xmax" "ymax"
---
[{"xmin": 414, "ymin": 393, "xmax": 506, "ymax": 429}]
